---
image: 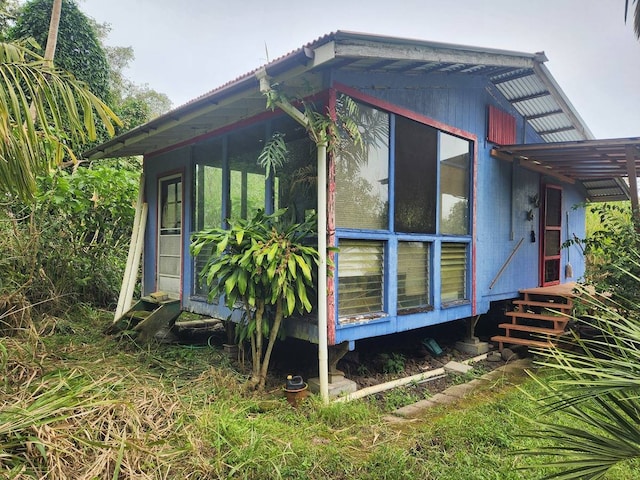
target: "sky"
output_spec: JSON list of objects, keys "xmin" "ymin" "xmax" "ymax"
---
[{"xmin": 78, "ymin": 0, "xmax": 640, "ymax": 139}]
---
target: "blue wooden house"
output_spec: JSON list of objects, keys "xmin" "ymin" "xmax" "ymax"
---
[{"xmin": 87, "ymin": 32, "xmax": 640, "ymax": 395}]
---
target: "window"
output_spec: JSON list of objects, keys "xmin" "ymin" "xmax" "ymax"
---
[
  {"xmin": 228, "ymin": 125, "xmax": 266, "ymax": 222},
  {"xmin": 190, "ymin": 117, "xmax": 320, "ymax": 301},
  {"xmin": 397, "ymin": 241, "xmax": 431, "ymax": 311},
  {"xmin": 271, "ymin": 116, "xmax": 317, "ymax": 222},
  {"xmin": 439, "ymin": 133, "xmax": 470, "ymax": 235},
  {"xmin": 441, "ymin": 243, "xmax": 467, "ymax": 304},
  {"xmin": 394, "ymin": 116, "xmax": 437, "ymax": 233},
  {"xmin": 336, "ymin": 104, "xmax": 389, "ymax": 230},
  {"xmin": 193, "ymin": 140, "xmax": 223, "ymax": 296},
  {"xmin": 338, "ymin": 240, "xmax": 384, "ymax": 319},
  {"xmin": 335, "ymin": 100, "xmax": 473, "ymax": 319}
]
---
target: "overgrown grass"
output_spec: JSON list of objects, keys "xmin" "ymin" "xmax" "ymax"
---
[{"xmin": 1, "ymin": 310, "xmax": 637, "ymax": 479}]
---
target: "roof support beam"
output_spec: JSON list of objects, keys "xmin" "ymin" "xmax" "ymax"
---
[
  {"xmin": 524, "ymin": 109, "xmax": 563, "ymax": 121},
  {"xmin": 510, "ymin": 91, "xmax": 551, "ymax": 103},
  {"xmin": 491, "ymin": 149, "xmax": 575, "ymax": 184},
  {"xmin": 539, "ymin": 126, "xmax": 578, "ymax": 136},
  {"xmin": 626, "ymin": 145, "xmax": 640, "ymax": 224},
  {"xmin": 334, "ymin": 42, "xmax": 540, "ymax": 69}
]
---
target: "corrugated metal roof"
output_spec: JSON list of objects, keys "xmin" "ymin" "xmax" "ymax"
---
[
  {"xmin": 86, "ymin": 31, "xmax": 639, "ymax": 203},
  {"xmin": 492, "ymin": 138, "xmax": 640, "ymax": 201},
  {"xmin": 86, "ymin": 31, "xmax": 594, "ymax": 160}
]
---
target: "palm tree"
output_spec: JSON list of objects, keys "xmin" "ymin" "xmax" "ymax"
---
[
  {"xmin": 626, "ymin": 0, "xmax": 640, "ymax": 39},
  {"xmin": 525, "ymin": 275, "xmax": 640, "ymax": 479},
  {"xmin": 0, "ymin": 39, "xmax": 120, "ymax": 201}
]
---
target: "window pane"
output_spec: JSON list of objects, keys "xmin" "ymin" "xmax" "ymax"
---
[
  {"xmin": 193, "ymin": 140, "xmax": 223, "ymax": 297},
  {"xmin": 271, "ymin": 116, "xmax": 317, "ymax": 222},
  {"xmin": 394, "ymin": 116, "xmax": 437, "ymax": 233},
  {"xmin": 544, "ymin": 259, "xmax": 560, "ymax": 283},
  {"xmin": 440, "ymin": 133, "xmax": 470, "ymax": 235},
  {"xmin": 545, "ymin": 187, "xmax": 562, "ymax": 227},
  {"xmin": 336, "ymin": 104, "xmax": 389, "ymax": 230},
  {"xmin": 545, "ymin": 230, "xmax": 561, "ymax": 256},
  {"xmin": 228, "ymin": 125, "xmax": 266, "ymax": 222},
  {"xmin": 160, "ymin": 178, "xmax": 181, "ymax": 234},
  {"xmin": 398, "ymin": 242, "xmax": 430, "ymax": 311},
  {"xmin": 441, "ymin": 243, "xmax": 467, "ymax": 304},
  {"xmin": 338, "ymin": 240, "xmax": 384, "ymax": 319}
]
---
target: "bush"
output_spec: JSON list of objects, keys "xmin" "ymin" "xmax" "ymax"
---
[{"xmin": 0, "ymin": 159, "xmax": 139, "ymax": 321}]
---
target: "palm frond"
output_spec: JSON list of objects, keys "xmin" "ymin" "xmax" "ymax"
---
[{"xmin": 0, "ymin": 40, "xmax": 121, "ymax": 201}]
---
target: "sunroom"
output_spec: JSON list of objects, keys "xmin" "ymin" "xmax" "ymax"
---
[{"xmin": 175, "ymin": 90, "xmax": 475, "ymax": 344}]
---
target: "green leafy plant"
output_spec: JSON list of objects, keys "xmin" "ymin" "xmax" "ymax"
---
[
  {"xmin": 190, "ymin": 209, "xmax": 320, "ymax": 391},
  {"xmin": 523, "ymin": 276, "xmax": 640, "ymax": 479},
  {"xmin": 566, "ymin": 202, "xmax": 640, "ymax": 312},
  {"xmin": 380, "ymin": 352, "xmax": 406, "ymax": 375}
]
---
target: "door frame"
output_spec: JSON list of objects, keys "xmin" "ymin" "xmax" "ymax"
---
[
  {"xmin": 156, "ymin": 173, "xmax": 183, "ymax": 298},
  {"xmin": 539, "ymin": 183, "xmax": 562, "ymax": 286}
]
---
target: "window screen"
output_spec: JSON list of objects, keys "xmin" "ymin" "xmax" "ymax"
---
[
  {"xmin": 394, "ymin": 116, "xmax": 438, "ymax": 233},
  {"xmin": 335, "ymin": 105, "xmax": 389, "ymax": 230}
]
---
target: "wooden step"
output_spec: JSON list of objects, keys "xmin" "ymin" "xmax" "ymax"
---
[
  {"xmin": 490, "ymin": 335, "xmax": 554, "ymax": 349},
  {"xmin": 512, "ymin": 299, "xmax": 572, "ymax": 312},
  {"xmin": 128, "ymin": 310, "xmax": 152, "ymax": 321},
  {"xmin": 505, "ymin": 311, "xmax": 569, "ymax": 329},
  {"xmin": 498, "ymin": 323, "xmax": 565, "ymax": 336}
]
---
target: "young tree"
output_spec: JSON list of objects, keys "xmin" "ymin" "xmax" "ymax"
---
[{"xmin": 191, "ymin": 210, "xmax": 319, "ymax": 391}]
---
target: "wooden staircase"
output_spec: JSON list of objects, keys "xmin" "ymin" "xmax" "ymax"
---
[
  {"xmin": 491, "ymin": 284, "xmax": 575, "ymax": 351},
  {"xmin": 107, "ymin": 293, "xmax": 181, "ymax": 342}
]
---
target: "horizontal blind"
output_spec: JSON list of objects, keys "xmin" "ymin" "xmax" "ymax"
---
[
  {"xmin": 441, "ymin": 243, "xmax": 467, "ymax": 303},
  {"xmin": 338, "ymin": 240, "xmax": 384, "ymax": 318},
  {"xmin": 397, "ymin": 241, "xmax": 430, "ymax": 311}
]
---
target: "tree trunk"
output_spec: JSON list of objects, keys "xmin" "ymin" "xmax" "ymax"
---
[
  {"xmin": 258, "ymin": 299, "xmax": 283, "ymax": 391},
  {"xmin": 30, "ymin": 0, "xmax": 62, "ymax": 123},
  {"xmin": 44, "ymin": 0, "xmax": 62, "ymax": 62}
]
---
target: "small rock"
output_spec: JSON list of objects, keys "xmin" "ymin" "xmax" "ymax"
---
[
  {"xmin": 487, "ymin": 351, "xmax": 503, "ymax": 362},
  {"xmin": 501, "ymin": 348, "xmax": 519, "ymax": 362}
]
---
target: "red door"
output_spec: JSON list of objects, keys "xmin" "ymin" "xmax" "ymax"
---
[{"xmin": 540, "ymin": 184, "xmax": 562, "ymax": 286}]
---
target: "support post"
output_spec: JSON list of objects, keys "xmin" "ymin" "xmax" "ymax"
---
[
  {"xmin": 317, "ymin": 143, "xmax": 329, "ymax": 404},
  {"xmin": 625, "ymin": 145, "xmax": 640, "ymax": 228}
]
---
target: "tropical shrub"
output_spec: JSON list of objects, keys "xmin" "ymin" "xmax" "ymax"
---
[
  {"xmin": 567, "ymin": 202, "xmax": 640, "ymax": 312},
  {"xmin": 527, "ymin": 201, "xmax": 640, "ymax": 478},
  {"xmin": 0, "ymin": 159, "xmax": 139, "ymax": 320},
  {"xmin": 191, "ymin": 209, "xmax": 319, "ymax": 390}
]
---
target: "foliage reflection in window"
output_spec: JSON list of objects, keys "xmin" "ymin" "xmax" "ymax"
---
[
  {"xmin": 335, "ymin": 104, "xmax": 389, "ymax": 230},
  {"xmin": 439, "ymin": 133, "xmax": 470, "ymax": 235}
]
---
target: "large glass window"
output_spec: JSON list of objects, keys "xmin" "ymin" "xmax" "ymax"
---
[
  {"xmin": 439, "ymin": 133, "xmax": 470, "ymax": 235},
  {"xmin": 335, "ymin": 101, "xmax": 473, "ymax": 319},
  {"xmin": 271, "ymin": 116, "xmax": 317, "ymax": 222},
  {"xmin": 335, "ymin": 105, "xmax": 389, "ymax": 230},
  {"xmin": 193, "ymin": 139, "xmax": 223, "ymax": 297},
  {"xmin": 338, "ymin": 240, "xmax": 384, "ymax": 319},
  {"xmin": 397, "ymin": 241, "xmax": 431, "ymax": 312},
  {"xmin": 394, "ymin": 116, "xmax": 438, "ymax": 233},
  {"xmin": 228, "ymin": 125, "xmax": 266, "ymax": 222}
]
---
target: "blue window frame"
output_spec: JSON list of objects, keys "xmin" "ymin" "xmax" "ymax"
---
[{"xmin": 335, "ymin": 102, "xmax": 473, "ymax": 322}]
